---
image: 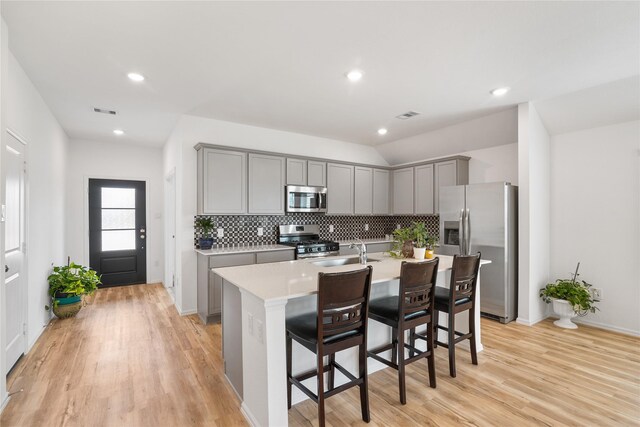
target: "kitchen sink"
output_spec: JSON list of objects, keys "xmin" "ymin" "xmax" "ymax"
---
[{"xmin": 311, "ymin": 257, "xmax": 381, "ymax": 267}]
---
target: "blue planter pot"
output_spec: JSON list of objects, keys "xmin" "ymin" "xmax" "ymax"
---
[
  {"xmin": 199, "ymin": 237, "xmax": 214, "ymax": 250},
  {"xmin": 56, "ymin": 295, "xmax": 81, "ymax": 305}
]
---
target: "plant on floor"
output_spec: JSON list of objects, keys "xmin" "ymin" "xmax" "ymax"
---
[
  {"xmin": 539, "ymin": 263, "xmax": 597, "ymax": 329},
  {"xmin": 195, "ymin": 216, "xmax": 215, "ymax": 249},
  {"xmin": 46, "ymin": 257, "xmax": 101, "ymax": 318}
]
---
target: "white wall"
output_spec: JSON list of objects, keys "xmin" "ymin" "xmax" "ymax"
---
[
  {"xmin": 163, "ymin": 114, "xmax": 390, "ymax": 314},
  {"xmin": 550, "ymin": 120, "xmax": 640, "ymax": 334},
  {"xmin": 463, "ymin": 143, "xmax": 518, "ymax": 185},
  {"xmin": 517, "ymin": 102, "xmax": 551, "ymax": 326},
  {"xmin": 66, "ymin": 139, "xmax": 164, "ymax": 283},
  {"xmin": 6, "ymin": 51, "xmax": 68, "ymax": 349},
  {"xmin": 375, "ymin": 108, "xmax": 518, "ymax": 165}
]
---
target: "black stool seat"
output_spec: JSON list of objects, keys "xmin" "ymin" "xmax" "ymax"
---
[
  {"xmin": 434, "ymin": 286, "xmax": 471, "ymax": 306},
  {"xmin": 366, "ymin": 259, "xmax": 439, "ymax": 405},
  {"xmin": 287, "ymin": 313, "xmax": 359, "ymax": 352},
  {"xmin": 369, "ymin": 296, "xmax": 428, "ymax": 325}
]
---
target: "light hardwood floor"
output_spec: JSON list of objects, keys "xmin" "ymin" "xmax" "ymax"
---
[{"xmin": 1, "ymin": 284, "xmax": 638, "ymax": 426}]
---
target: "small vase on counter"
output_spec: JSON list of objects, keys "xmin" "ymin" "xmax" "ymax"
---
[{"xmin": 413, "ymin": 247, "xmax": 426, "ymax": 259}]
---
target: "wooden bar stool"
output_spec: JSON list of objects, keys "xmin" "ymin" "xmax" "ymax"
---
[
  {"xmin": 286, "ymin": 266, "xmax": 373, "ymax": 427},
  {"xmin": 434, "ymin": 252, "xmax": 481, "ymax": 378},
  {"xmin": 367, "ymin": 259, "xmax": 439, "ymax": 404}
]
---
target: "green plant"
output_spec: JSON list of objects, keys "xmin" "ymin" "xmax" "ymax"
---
[
  {"xmin": 48, "ymin": 260, "xmax": 101, "ymax": 300},
  {"xmin": 412, "ymin": 222, "xmax": 431, "ymax": 248},
  {"xmin": 539, "ymin": 263, "xmax": 597, "ymax": 315},
  {"xmin": 389, "ymin": 226, "xmax": 414, "ymax": 258},
  {"xmin": 195, "ymin": 217, "xmax": 215, "ymax": 237}
]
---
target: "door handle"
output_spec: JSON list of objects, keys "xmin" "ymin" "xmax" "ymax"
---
[{"xmin": 4, "ymin": 265, "xmax": 8, "ymax": 273}]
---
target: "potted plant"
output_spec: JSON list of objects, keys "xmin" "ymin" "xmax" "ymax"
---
[
  {"xmin": 47, "ymin": 258, "xmax": 101, "ymax": 318},
  {"xmin": 539, "ymin": 263, "xmax": 597, "ymax": 329},
  {"xmin": 389, "ymin": 226, "xmax": 414, "ymax": 258},
  {"xmin": 424, "ymin": 235, "xmax": 438, "ymax": 259},
  {"xmin": 412, "ymin": 221, "xmax": 430, "ymax": 259},
  {"xmin": 195, "ymin": 217, "xmax": 215, "ymax": 249}
]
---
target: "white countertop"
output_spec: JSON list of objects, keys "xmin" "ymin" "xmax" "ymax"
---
[
  {"xmin": 213, "ymin": 252, "xmax": 490, "ymax": 303},
  {"xmin": 336, "ymin": 238, "xmax": 394, "ymax": 246},
  {"xmin": 195, "ymin": 244, "xmax": 294, "ymax": 256}
]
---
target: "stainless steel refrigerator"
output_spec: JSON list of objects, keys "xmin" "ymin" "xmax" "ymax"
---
[{"xmin": 438, "ymin": 182, "xmax": 518, "ymax": 323}]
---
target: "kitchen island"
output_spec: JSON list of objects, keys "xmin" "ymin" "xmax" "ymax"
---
[{"xmin": 213, "ymin": 253, "xmax": 490, "ymax": 427}]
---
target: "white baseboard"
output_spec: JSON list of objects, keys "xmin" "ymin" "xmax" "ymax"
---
[
  {"xmin": 178, "ymin": 307, "xmax": 197, "ymax": 316},
  {"xmin": 0, "ymin": 393, "xmax": 9, "ymax": 415},
  {"xmin": 547, "ymin": 316, "xmax": 640, "ymax": 337},
  {"xmin": 241, "ymin": 402, "xmax": 260, "ymax": 427},
  {"xmin": 516, "ymin": 315, "xmax": 547, "ymax": 326}
]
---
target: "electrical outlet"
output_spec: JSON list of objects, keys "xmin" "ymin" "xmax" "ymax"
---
[
  {"xmin": 396, "ymin": 224, "xmax": 401, "ymax": 229},
  {"xmin": 217, "ymin": 228, "xmax": 224, "ymax": 237},
  {"xmin": 592, "ymin": 288, "xmax": 603, "ymax": 301},
  {"xmin": 257, "ymin": 227, "xmax": 264, "ymax": 236},
  {"xmin": 248, "ymin": 313, "xmax": 254, "ymax": 335},
  {"xmin": 256, "ymin": 320, "xmax": 264, "ymax": 343},
  {"xmin": 329, "ymin": 225, "xmax": 334, "ymax": 233},
  {"xmin": 364, "ymin": 223, "xmax": 369, "ymax": 231}
]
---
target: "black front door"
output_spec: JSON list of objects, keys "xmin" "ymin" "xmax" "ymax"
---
[{"xmin": 89, "ymin": 179, "xmax": 146, "ymax": 286}]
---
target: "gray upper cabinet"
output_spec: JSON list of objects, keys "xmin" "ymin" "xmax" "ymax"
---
[
  {"xmin": 434, "ymin": 159, "xmax": 469, "ymax": 212},
  {"xmin": 248, "ymin": 153, "xmax": 286, "ymax": 214},
  {"xmin": 414, "ymin": 164, "xmax": 434, "ymax": 214},
  {"xmin": 354, "ymin": 167, "xmax": 373, "ymax": 215},
  {"xmin": 286, "ymin": 158, "xmax": 307, "ymax": 185},
  {"xmin": 372, "ymin": 169, "xmax": 390, "ymax": 215},
  {"xmin": 327, "ymin": 163, "xmax": 354, "ymax": 214},
  {"xmin": 393, "ymin": 167, "xmax": 414, "ymax": 214},
  {"xmin": 198, "ymin": 147, "xmax": 247, "ymax": 214},
  {"xmin": 307, "ymin": 161, "xmax": 326, "ymax": 187}
]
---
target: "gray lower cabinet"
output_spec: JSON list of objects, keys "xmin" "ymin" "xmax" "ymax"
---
[
  {"xmin": 197, "ymin": 147, "xmax": 247, "ymax": 214},
  {"xmin": 434, "ymin": 159, "xmax": 469, "ymax": 213},
  {"xmin": 327, "ymin": 163, "xmax": 354, "ymax": 214},
  {"xmin": 414, "ymin": 164, "xmax": 434, "ymax": 214},
  {"xmin": 197, "ymin": 250, "xmax": 295, "ymax": 324},
  {"xmin": 372, "ymin": 169, "xmax": 390, "ymax": 215},
  {"xmin": 354, "ymin": 166, "xmax": 373, "ymax": 215},
  {"xmin": 307, "ymin": 161, "xmax": 326, "ymax": 187},
  {"xmin": 393, "ymin": 167, "xmax": 414, "ymax": 214},
  {"xmin": 248, "ymin": 153, "xmax": 286, "ymax": 214}
]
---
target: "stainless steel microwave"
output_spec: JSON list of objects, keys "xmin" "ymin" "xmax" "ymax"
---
[{"xmin": 286, "ymin": 185, "xmax": 327, "ymax": 213}]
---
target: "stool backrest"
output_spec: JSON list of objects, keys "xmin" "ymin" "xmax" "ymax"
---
[
  {"xmin": 449, "ymin": 253, "xmax": 481, "ymax": 302},
  {"xmin": 317, "ymin": 266, "xmax": 373, "ymax": 343},
  {"xmin": 398, "ymin": 259, "xmax": 439, "ymax": 319}
]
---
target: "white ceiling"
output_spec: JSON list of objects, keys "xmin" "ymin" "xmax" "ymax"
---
[{"xmin": 2, "ymin": 1, "xmax": 639, "ymax": 148}]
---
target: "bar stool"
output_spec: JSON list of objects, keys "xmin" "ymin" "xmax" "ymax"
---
[
  {"xmin": 434, "ymin": 252, "xmax": 481, "ymax": 378},
  {"xmin": 367, "ymin": 259, "xmax": 439, "ymax": 404},
  {"xmin": 286, "ymin": 266, "xmax": 373, "ymax": 427}
]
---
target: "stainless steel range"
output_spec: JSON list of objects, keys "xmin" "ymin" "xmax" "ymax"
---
[{"xmin": 278, "ymin": 224, "xmax": 339, "ymax": 259}]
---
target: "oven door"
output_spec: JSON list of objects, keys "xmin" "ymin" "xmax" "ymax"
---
[{"xmin": 286, "ymin": 186, "xmax": 327, "ymax": 212}]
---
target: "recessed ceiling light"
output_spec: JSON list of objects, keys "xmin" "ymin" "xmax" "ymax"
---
[
  {"xmin": 127, "ymin": 72, "xmax": 145, "ymax": 82},
  {"xmin": 113, "ymin": 129, "xmax": 124, "ymax": 136},
  {"xmin": 490, "ymin": 87, "xmax": 510, "ymax": 96},
  {"xmin": 346, "ymin": 70, "xmax": 363, "ymax": 82},
  {"xmin": 377, "ymin": 128, "xmax": 388, "ymax": 135}
]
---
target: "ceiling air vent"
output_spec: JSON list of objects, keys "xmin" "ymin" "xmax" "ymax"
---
[
  {"xmin": 93, "ymin": 107, "xmax": 117, "ymax": 115},
  {"xmin": 395, "ymin": 111, "xmax": 420, "ymax": 120}
]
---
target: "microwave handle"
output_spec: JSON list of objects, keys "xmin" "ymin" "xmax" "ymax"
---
[{"xmin": 319, "ymin": 192, "xmax": 327, "ymax": 209}]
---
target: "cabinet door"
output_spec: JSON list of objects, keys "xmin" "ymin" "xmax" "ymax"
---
[
  {"xmin": 327, "ymin": 163, "xmax": 354, "ymax": 214},
  {"xmin": 286, "ymin": 158, "xmax": 307, "ymax": 185},
  {"xmin": 201, "ymin": 148, "xmax": 247, "ymax": 214},
  {"xmin": 435, "ymin": 160, "xmax": 457, "ymax": 213},
  {"xmin": 307, "ymin": 161, "xmax": 327, "ymax": 187},
  {"xmin": 372, "ymin": 169, "xmax": 390, "ymax": 215},
  {"xmin": 393, "ymin": 167, "xmax": 414, "ymax": 214},
  {"xmin": 354, "ymin": 167, "xmax": 373, "ymax": 215},
  {"xmin": 210, "ymin": 272, "xmax": 223, "ymax": 315},
  {"xmin": 414, "ymin": 164, "xmax": 434, "ymax": 214},
  {"xmin": 248, "ymin": 153, "xmax": 286, "ymax": 214}
]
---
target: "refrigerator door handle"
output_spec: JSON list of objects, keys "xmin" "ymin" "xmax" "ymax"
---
[
  {"xmin": 459, "ymin": 209, "xmax": 465, "ymax": 255},
  {"xmin": 465, "ymin": 208, "xmax": 471, "ymax": 256}
]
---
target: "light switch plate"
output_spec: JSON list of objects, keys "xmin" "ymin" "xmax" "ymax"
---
[
  {"xmin": 329, "ymin": 225, "xmax": 334, "ymax": 233},
  {"xmin": 364, "ymin": 223, "xmax": 369, "ymax": 231}
]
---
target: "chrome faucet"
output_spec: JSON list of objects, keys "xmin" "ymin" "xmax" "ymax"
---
[{"xmin": 349, "ymin": 239, "xmax": 368, "ymax": 264}]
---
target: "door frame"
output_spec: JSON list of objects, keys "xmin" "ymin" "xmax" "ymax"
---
[
  {"xmin": 164, "ymin": 169, "xmax": 176, "ymax": 293},
  {"xmin": 3, "ymin": 128, "xmax": 29, "ymax": 364},
  {"xmin": 82, "ymin": 175, "xmax": 152, "ymax": 278}
]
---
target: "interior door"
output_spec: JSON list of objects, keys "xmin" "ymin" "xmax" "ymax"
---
[
  {"xmin": 89, "ymin": 179, "xmax": 146, "ymax": 286},
  {"xmin": 4, "ymin": 132, "xmax": 26, "ymax": 371}
]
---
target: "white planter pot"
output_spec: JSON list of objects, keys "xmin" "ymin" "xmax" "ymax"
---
[
  {"xmin": 551, "ymin": 299, "xmax": 578, "ymax": 329},
  {"xmin": 413, "ymin": 247, "xmax": 426, "ymax": 260}
]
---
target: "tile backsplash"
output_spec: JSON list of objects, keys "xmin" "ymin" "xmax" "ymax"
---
[{"xmin": 194, "ymin": 213, "xmax": 439, "ymax": 247}]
